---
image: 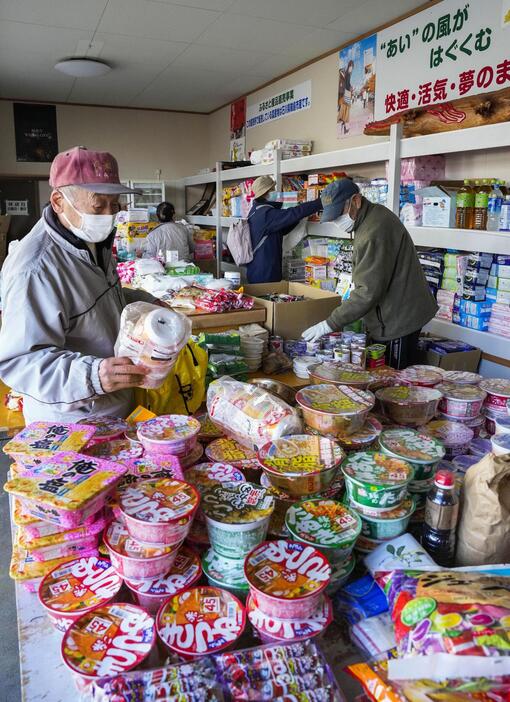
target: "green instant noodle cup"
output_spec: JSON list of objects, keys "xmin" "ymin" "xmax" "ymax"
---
[
  {"xmin": 201, "ymin": 548, "xmax": 249, "ymax": 600},
  {"xmin": 341, "ymin": 451, "xmax": 414, "ymax": 510},
  {"xmin": 201, "ymin": 482, "xmax": 274, "ymax": 559},
  {"xmin": 354, "ymin": 496, "xmax": 416, "ymax": 540},
  {"xmin": 326, "ymin": 554, "xmax": 356, "ymax": 596},
  {"xmin": 379, "ymin": 427, "xmax": 445, "ymax": 481},
  {"xmin": 285, "ymin": 498, "xmax": 361, "ymax": 564}
]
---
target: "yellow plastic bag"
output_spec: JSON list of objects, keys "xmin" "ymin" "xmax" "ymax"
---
[{"xmin": 134, "ymin": 340, "xmax": 207, "ymax": 416}]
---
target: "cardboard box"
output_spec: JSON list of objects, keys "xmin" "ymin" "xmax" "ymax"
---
[
  {"xmin": 418, "ymin": 339, "xmax": 481, "ymax": 371},
  {"xmin": 419, "ymin": 186, "xmax": 457, "ymax": 227},
  {"xmin": 244, "ymin": 281, "xmax": 339, "ymax": 339}
]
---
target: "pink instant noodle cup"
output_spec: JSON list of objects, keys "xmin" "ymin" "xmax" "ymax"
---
[
  {"xmin": 137, "ymin": 415, "xmax": 201, "ymax": 457},
  {"xmin": 246, "ymin": 593, "xmax": 332, "ymax": 644},
  {"xmin": 124, "ymin": 545, "xmax": 202, "ymax": 615},
  {"xmin": 480, "ymin": 379, "xmax": 510, "ymax": 413},
  {"xmin": 38, "ymin": 555, "xmax": 123, "ymax": 634},
  {"xmin": 103, "ymin": 520, "xmax": 182, "ymax": 580},
  {"xmin": 61, "ymin": 603, "xmax": 155, "ymax": 692},
  {"xmin": 82, "ymin": 416, "xmax": 129, "ymax": 446},
  {"xmin": 244, "ymin": 540, "xmax": 331, "ymax": 620},
  {"xmin": 156, "ymin": 586, "xmax": 246, "ymax": 660},
  {"xmin": 117, "ymin": 478, "xmax": 199, "ymax": 545},
  {"xmin": 437, "ymin": 383, "xmax": 486, "ymax": 419}
]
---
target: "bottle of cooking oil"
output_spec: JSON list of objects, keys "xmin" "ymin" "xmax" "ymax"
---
[
  {"xmin": 455, "ymin": 179, "xmax": 474, "ymax": 229},
  {"xmin": 473, "ymin": 178, "xmax": 490, "ymax": 230}
]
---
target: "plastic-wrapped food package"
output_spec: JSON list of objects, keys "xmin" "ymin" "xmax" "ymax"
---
[
  {"xmin": 378, "ymin": 569, "xmax": 510, "ymax": 682},
  {"xmin": 207, "ymin": 376, "xmax": 302, "ymax": 451},
  {"xmin": 115, "ymin": 302, "xmax": 191, "ymax": 389}
]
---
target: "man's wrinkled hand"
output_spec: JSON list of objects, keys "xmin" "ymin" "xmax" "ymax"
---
[{"xmin": 99, "ymin": 357, "xmax": 147, "ymax": 393}]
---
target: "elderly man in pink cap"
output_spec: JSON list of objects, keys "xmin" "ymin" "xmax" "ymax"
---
[{"xmin": 0, "ymin": 146, "xmax": 156, "ymax": 423}]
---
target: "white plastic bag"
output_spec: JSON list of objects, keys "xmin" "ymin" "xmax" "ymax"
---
[
  {"xmin": 207, "ymin": 376, "xmax": 302, "ymax": 450},
  {"xmin": 115, "ymin": 302, "xmax": 191, "ymax": 389}
]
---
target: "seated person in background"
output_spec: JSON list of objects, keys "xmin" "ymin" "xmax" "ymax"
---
[
  {"xmin": 145, "ymin": 201, "xmax": 195, "ymax": 262},
  {"xmin": 246, "ymin": 176, "xmax": 322, "ymax": 284}
]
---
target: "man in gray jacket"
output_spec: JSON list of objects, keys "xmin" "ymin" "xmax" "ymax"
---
[
  {"xmin": 0, "ymin": 146, "xmax": 155, "ymax": 423},
  {"xmin": 302, "ymin": 180, "xmax": 437, "ymax": 368}
]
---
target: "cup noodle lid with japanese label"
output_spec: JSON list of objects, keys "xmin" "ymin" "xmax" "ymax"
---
[
  {"xmin": 205, "ymin": 438, "xmax": 260, "ymax": 471},
  {"xmin": 202, "ymin": 482, "xmax": 274, "ymax": 525},
  {"xmin": 156, "ymin": 586, "xmax": 246, "ymax": 657},
  {"xmin": 85, "ymin": 439, "xmax": 144, "ymax": 463},
  {"xmin": 3, "ymin": 422, "xmax": 97, "ymax": 461},
  {"xmin": 244, "ymin": 540, "xmax": 331, "ymax": 602},
  {"xmin": 285, "ymin": 499, "xmax": 361, "ymax": 550},
  {"xmin": 342, "ymin": 451, "xmax": 413, "ymax": 487},
  {"xmin": 296, "ymin": 384, "xmax": 374, "ymax": 416},
  {"xmin": 82, "ymin": 416, "xmax": 129, "ymax": 441},
  {"xmin": 185, "ymin": 463, "xmax": 246, "ymax": 493},
  {"xmin": 246, "ymin": 593, "xmax": 332, "ymax": 642},
  {"xmin": 61, "ymin": 603, "xmax": 155, "ymax": 679},
  {"xmin": 137, "ymin": 415, "xmax": 201, "ymax": 444},
  {"xmin": 124, "ymin": 545, "xmax": 202, "ymax": 597},
  {"xmin": 39, "ymin": 555, "xmax": 122, "ymax": 616},
  {"xmin": 103, "ymin": 520, "xmax": 176, "ymax": 560},
  {"xmin": 118, "ymin": 478, "xmax": 199, "ymax": 525},
  {"xmin": 379, "ymin": 428, "xmax": 445, "ymax": 464},
  {"xmin": 124, "ymin": 454, "xmax": 184, "ymax": 482},
  {"xmin": 258, "ymin": 435, "xmax": 345, "ymax": 477}
]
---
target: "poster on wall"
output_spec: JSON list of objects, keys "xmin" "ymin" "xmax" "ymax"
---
[
  {"xmin": 337, "ymin": 34, "xmax": 377, "ymax": 138},
  {"xmin": 5, "ymin": 200, "xmax": 29, "ymax": 216},
  {"xmin": 230, "ymin": 97, "xmax": 246, "ymax": 161},
  {"xmin": 13, "ymin": 103, "xmax": 58, "ymax": 162},
  {"xmin": 246, "ymin": 81, "xmax": 312, "ymax": 129},
  {"xmin": 375, "ymin": 0, "xmax": 510, "ymax": 122}
]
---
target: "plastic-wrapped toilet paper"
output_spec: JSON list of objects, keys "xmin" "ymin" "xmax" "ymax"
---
[{"xmin": 115, "ymin": 302, "xmax": 191, "ymax": 389}]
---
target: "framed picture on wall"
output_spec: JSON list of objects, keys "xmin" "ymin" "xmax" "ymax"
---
[{"xmin": 13, "ymin": 103, "xmax": 59, "ymax": 162}]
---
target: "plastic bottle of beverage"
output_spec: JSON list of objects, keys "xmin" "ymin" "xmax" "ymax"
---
[
  {"xmin": 422, "ymin": 470, "xmax": 459, "ymax": 567},
  {"xmin": 455, "ymin": 179, "xmax": 474, "ymax": 229},
  {"xmin": 488, "ymin": 179, "xmax": 504, "ymax": 231},
  {"xmin": 473, "ymin": 179, "xmax": 490, "ymax": 230},
  {"xmin": 500, "ymin": 196, "xmax": 510, "ymax": 232}
]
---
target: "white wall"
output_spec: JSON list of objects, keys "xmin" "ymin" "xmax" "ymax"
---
[{"xmin": 0, "ymin": 100, "xmax": 210, "ymax": 181}]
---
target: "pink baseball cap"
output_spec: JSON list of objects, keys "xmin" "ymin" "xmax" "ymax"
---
[{"xmin": 49, "ymin": 146, "xmax": 140, "ymax": 194}]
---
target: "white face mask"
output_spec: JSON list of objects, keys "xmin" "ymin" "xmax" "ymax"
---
[
  {"xmin": 334, "ymin": 213, "xmax": 355, "ymax": 233},
  {"xmin": 60, "ymin": 190, "xmax": 115, "ymax": 243}
]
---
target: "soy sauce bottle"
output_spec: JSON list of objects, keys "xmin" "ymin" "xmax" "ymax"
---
[{"xmin": 422, "ymin": 470, "xmax": 459, "ymax": 567}]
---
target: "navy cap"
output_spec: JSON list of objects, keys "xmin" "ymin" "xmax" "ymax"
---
[{"xmin": 320, "ymin": 179, "xmax": 360, "ymax": 223}]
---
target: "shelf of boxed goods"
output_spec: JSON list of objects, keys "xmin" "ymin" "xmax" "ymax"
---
[
  {"xmin": 279, "ymin": 140, "xmax": 390, "ymax": 175},
  {"xmin": 408, "ymin": 226, "xmax": 510, "ymax": 256},
  {"xmin": 425, "ymin": 318, "xmax": 510, "ymax": 363}
]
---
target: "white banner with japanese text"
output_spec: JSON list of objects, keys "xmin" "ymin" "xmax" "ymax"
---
[
  {"xmin": 375, "ymin": 0, "xmax": 510, "ymax": 121},
  {"xmin": 246, "ymin": 81, "xmax": 312, "ymax": 129}
]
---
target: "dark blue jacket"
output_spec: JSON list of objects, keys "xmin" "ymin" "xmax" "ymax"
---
[{"xmin": 246, "ymin": 197, "xmax": 322, "ymax": 283}]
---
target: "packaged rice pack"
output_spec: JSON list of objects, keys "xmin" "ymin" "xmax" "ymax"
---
[
  {"xmin": 207, "ymin": 376, "xmax": 302, "ymax": 450},
  {"xmin": 4, "ymin": 451, "xmax": 127, "ymax": 527},
  {"xmin": 378, "ymin": 569, "xmax": 510, "ymax": 682}
]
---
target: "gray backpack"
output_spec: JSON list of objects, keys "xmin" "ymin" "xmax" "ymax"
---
[{"xmin": 226, "ymin": 205, "xmax": 271, "ymax": 266}]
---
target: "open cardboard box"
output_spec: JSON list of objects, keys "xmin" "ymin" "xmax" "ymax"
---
[{"xmin": 244, "ymin": 281, "xmax": 339, "ymax": 339}]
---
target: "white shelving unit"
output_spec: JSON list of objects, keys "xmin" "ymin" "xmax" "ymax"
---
[{"xmin": 175, "ymin": 121, "xmax": 510, "ymax": 364}]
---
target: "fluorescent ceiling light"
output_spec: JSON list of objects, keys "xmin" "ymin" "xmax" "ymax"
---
[{"xmin": 54, "ymin": 58, "xmax": 111, "ymax": 78}]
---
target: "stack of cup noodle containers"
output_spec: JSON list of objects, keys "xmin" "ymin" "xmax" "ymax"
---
[
  {"xmin": 285, "ymin": 499, "xmax": 359, "ymax": 596},
  {"xmin": 375, "ymin": 386, "xmax": 442, "ymax": 427},
  {"xmin": 423, "ymin": 419, "xmax": 474, "ymax": 461},
  {"xmin": 244, "ymin": 540, "xmax": 332, "ymax": 645},
  {"xmin": 184, "ymin": 462, "xmax": 246, "ymax": 547},
  {"xmin": 201, "ymin": 481, "xmax": 275, "ymax": 600},
  {"xmin": 436, "ymin": 381, "xmax": 487, "ymax": 439},
  {"xmin": 61, "ymin": 602, "xmax": 156, "ymax": 694},
  {"xmin": 137, "ymin": 414, "xmax": 202, "ymax": 469},
  {"xmin": 479, "ymin": 379, "xmax": 510, "ymax": 436},
  {"xmin": 398, "ymin": 365, "xmax": 444, "ymax": 388},
  {"xmin": 82, "ymin": 415, "xmax": 129, "ymax": 446},
  {"xmin": 205, "ymin": 437, "xmax": 262, "ymax": 482},
  {"xmin": 341, "ymin": 448, "xmax": 416, "ymax": 554},
  {"xmin": 378, "ymin": 428, "xmax": 445, "ymax": 524},
  {"xmin": 156, "ymin": 585, "xmax": 246, "ymax": 660}
]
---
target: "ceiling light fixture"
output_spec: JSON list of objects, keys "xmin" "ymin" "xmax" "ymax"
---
[{"xmin": 54, "ymin": 57, "xmax": 111, "ymax": 78}]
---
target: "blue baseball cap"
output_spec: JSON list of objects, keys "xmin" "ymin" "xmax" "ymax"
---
[{"xmin": 320, "ymin": 179, "xmax": 360, "ymax": 223}]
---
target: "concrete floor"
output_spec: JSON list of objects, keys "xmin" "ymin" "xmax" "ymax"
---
[{"xmin": 0, "ymin": 448, "xmax": 21, "ymax": 702}]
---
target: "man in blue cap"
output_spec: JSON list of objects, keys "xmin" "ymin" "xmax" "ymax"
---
[{"xmin": 302, "ymin": 179, "xmax": 437, "ymax": 368}]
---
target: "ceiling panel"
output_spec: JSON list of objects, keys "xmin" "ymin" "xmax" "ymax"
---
[
  {"xmin": 196, "ymin": 13, "xmax": 315, "ymax": 53},
  {"xmin": 0, "ymin": 0, "xmax": 107, "ymax": 30},
  {"xmin": 228, "ymin": 0, "xmax": 359, "ymax": 28},
  {"xmin": 153, "ymin": 0, "xmax": 236, "ymax": 10},
  {"xmin": 0, "ymin": 22, "xmax": 91, "ymax": 61},
  {"xmin": 93, "ymin": 32, "xmax": 189, "ymax": 67},
  {"xmin": 67, "ymin": 64, "xmax": 162, "ymax": 105},
  {"xmin": 97, "ymin": 0, "xmax": 221, "ymax": 43},
  {"xmin": 283, "ymin": 28, "xmax": 351, "ymax": 60},
  {"xmin": 170, "ymin": 44, "xmax": 271, "ymax": 76},
  {"xmin": 328, "ymin": 0, "xmax": 426, "ymax": 35}
]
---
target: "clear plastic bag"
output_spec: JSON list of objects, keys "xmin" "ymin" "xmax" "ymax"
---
[
  {"xmin": 115, "ymin": 302, "xmax": 191, "ymax": 389},
  {"xmin": 207, "ymin": 376, "xmax": 302, "ymax": 450}
]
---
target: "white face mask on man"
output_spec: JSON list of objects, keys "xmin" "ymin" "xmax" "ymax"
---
[
  {"xmin": 334, "ymin": 212, "xmax": 355, "ymax": 233},
  {"xmin": 60, "ymin": 190, "xmax": 116, "ymax": 243}
]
